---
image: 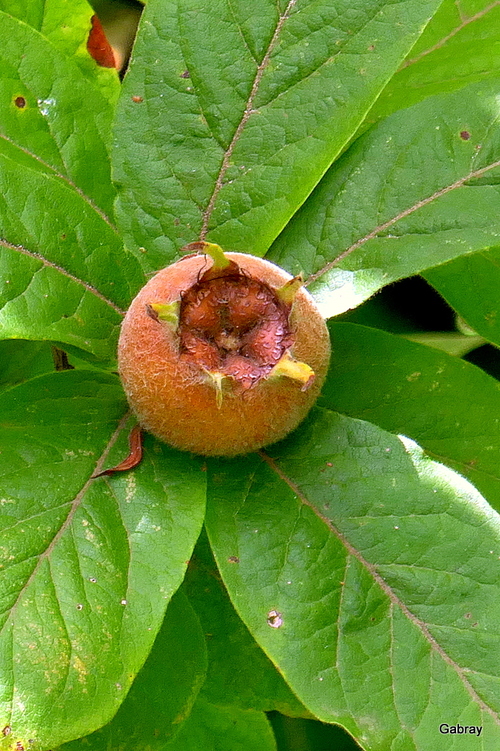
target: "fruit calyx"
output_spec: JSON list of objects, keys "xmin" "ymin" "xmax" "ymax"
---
[{"xmin": 147, "ymin": 242, "xmax": 314, "ymax": 400}]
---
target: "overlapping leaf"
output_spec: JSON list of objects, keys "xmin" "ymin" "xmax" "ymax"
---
[
  {"xmin": 0, "ymin": 0, "xmax": 120, "ymax": 100},
  {"xmin": 113, "ymin": 0, "xmax": 442, "ymax": 271},
  {"xmin": 268, "ymin": 78, "xmax": 500, "ymax": 318},
  {"xmin": 184, "ymin": 530, "xmax": 307, "ymax": 716},
  {"xmin": 369, "ymin": 0, "xmax": 500, "ymax": 124},
  {"xmin": 424, "ymin": 249, "xmax": 500, "ymax": 348},
  {"xmin": 57, "ymin": 588, "xmax": 208, "ymax": 751},
  {"xmin": 0, "ymin": 371, "xmax": 206, "ymax": 750},
  {"xmin": 0, "ymin": 11, "xmax": 117, "ymax": 215},
  {"xmin": 321, "ymin": 322, "xmax": 500, "ymax": 511},
  {"xmin": 206, "ymin": 413, "xmax": 500, "ymax": 750}
]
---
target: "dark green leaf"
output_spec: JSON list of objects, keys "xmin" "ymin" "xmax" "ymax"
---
[
  {"xmin": 0, "ymin": 340, "xmax": 55, "ymax": 392},
  {"xmin": 113, "ymin": 0, "xmax": 442, "ymax": 270},
  {"xmin": 206, "ymin": 413, "xmax": 500, "ymax": 750},
  {"xmin": 424, "ymin": 248, "xmax": 500, "ymax": 348},
  {"xmin": 56, "ymin": 587, "xmax": 208, "ymax": 751},
  {"xmin": 268, "ymin": 79, "xmax": 500, "ymax": 318},
  {"xmin": 163, "ymin": 698, "xmax": 277, "ymax": 751},
  {"xmin": 184, "ymin": 529, "xmax": 307, "ymax": 716},
  {"xmin": 0, "ymin": 371, "xmax": 206, "ymax": 750}
]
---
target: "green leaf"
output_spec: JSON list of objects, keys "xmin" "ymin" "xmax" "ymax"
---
[
  {"xmin": 0, "ymin": 371, "xmax": 206, "ymax": 750},
  {"xmin": 184, "ymin": 529, "xmax": 307, "ymax": 716},
  {"xmin": 267, "ymin": 78, "xmax": 500, "ymax": 318},
  {"xmin": 369, "ymin": 0, "xmax": 500, "ymax": 125},
  {"xmin": 0, "ymin": 10, "xmax": 117, "ymax": 215},
  {"xmin": 205, "ymin": 413, "xmax": 500, "ymax": 750},
  {"xmin": 0, "ymin": 0, "xmax": 120, "ymax": 102},
  {"xmin": 0, "ymin": 340, "xmax": 55, "ymax": 392},
  {"xmin": 113, "ymin": 0, "xmax": 442, "ymax": 270},
  {"xmin": 163, "ymin": 697, "xmax": 277, "ymax": 751},
  {"xmin": 423, "ymin": 248, "xmax": 500, "ymax": 348},
  {"xmin": 321, "ymin": 322, "xmax": 500, "ymax": 512},
  {"xmin": 56, "ymin": 587, "xmax": 208, "ymax": 751},
  {"xmin": 0, "ymin": 153, "xmax": 144, "ymax": 362}
]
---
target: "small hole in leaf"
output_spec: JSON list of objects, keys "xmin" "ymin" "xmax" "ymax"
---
[
  {"xmin": 267, "ymin": 610, "xmax": 283, "ymax": 628},
  {"xmin": 14, "ymin": 96, "xmax": 26, "ymax": 108}
]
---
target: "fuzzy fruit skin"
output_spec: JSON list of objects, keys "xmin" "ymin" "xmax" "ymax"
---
[{"xmin": 118, "ymin": 252, "xmax": 330, "ymax": 456}]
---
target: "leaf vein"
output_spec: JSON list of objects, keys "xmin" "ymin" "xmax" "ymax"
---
[
  {"xmin": 199, "ymin": 0, "xmax": 298, "ymax": 238},
  {"xmin": 0, "ymin": 239, "xmax": 126, "ymax": 316}
]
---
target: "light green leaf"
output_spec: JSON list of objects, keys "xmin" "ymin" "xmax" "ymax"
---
[
  {"xmin": 321, "ymin": 322, "xmax": 500, "ymax": 512},
  {"xmin": 0, "ymin": 0, "xmax": 120, "ymax": 111},
  {"xmin": 113, "ymin": 0, "xmax": 442, "ymax": 271},
  {"xmin": 0, "ymin": 371, "xmax": 206, "ymax": 750},
  {"xmin": 267, "ymin": 78, "xmax": 500, "ymax": 318},
  {"xmin": 184, "ymin": 529, "xmax": 308, "ymax": 716},
  {"xmin": 163, "ymin": 697, "xmax": 277, "ymax": 751},
  {"xmin": 206, "ymin": 412, "xmax": 500, "ymax": 750},
  {"xmin": 0, "ymin": 10, "xmax": 117, "ymax": 215},
  {"xmin": 369, "ymin": 0, "xmax": 500, "ymax": 124},
  {"xmin": 0, "ymin": 152, "xmax": 144, "ymax": 363},
  {"xmin": 423, "ymin": 248, "xmax": 500, "ymax": 348},
  {"xmin": 56, "ymin": 588, "xmax": 208, "ymax": 751}
]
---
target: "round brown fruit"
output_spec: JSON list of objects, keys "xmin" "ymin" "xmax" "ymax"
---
[{"xmin": 118, "ymin": 243, "xmax": 331, "ymax": 456}]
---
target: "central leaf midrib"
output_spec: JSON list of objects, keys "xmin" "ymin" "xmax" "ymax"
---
[
  {"xmin": 199, "ymin": 0, "xmax": 298, "ymax": 239},
  {"xmin": 305, "ymin": 157, "xmax": 500, "ymax": 287}
]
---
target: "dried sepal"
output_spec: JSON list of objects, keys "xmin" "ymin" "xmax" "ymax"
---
[
  {"xmin": 268, "ymin": 350, "xmax": 315, "ymax": 391},
  {"xmin": 274, "ymin": 275, "xmax": 304, "ymax": 306},
  {"xmin": 145, "ymin": 301, "xmax": 180, "ymax": 326}
]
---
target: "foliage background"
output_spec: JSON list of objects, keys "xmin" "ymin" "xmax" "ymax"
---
[{"xmin": 1, "ymin": 0, "xmax": 500, "ymax": 749}]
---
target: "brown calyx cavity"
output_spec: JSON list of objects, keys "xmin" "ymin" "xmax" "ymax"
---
[{"xmin": 148, "ymin": 243, "xmax": 315, "ymax": 398}]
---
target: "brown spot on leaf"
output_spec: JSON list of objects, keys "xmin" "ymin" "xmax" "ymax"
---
[
  {"xmin": 2, "ymin": 727, "xmax": 11, "ymax": 737},
  {"xmin": 87, "ymin": 15, "xmax": 117, "ymax": 68},
  {"xmin": 228, "ymin": 556, "xmax": 240, "ymax": 563},
  {"xmin": 460, "ymin": 130, "xmax": 471, "ymax": 140},
  {"xmin": 14, "ymin": 96, "xmax": 26, "ymax": 108},
  {"xmin": 132, "ymin": 95, "xmax": 143, "ymax": 103},
  {"xmin": 180, "ymin": 70, "xmax": 190, "ymax": 78}
]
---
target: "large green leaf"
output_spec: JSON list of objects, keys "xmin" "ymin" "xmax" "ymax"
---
[
  {"xmin": 321, "ymin": 322, "xmax": 500, "ymax": 512},
  {"xmin": 184, "ymin": 529, "xmax": 307, "ymax": 716},
  {"xmin": 0, "ymin": 371, "xmax": 206, "ymax": 750},
  {"xmin": 56, "ymin": 588, "xmax": 208, "ymax": 751},
  {"xmin": 0, "ymin": 152, "xmax": 144, "ymax": 362},
  {"xmin": 267, "ymin": 78, "xmax": 500, "ymax": 318},
  {"xmin": 0, "ymin": 11, "xmax": 117, "ymax": 216},
  {"xmin": 113, "ymin": 0, "xmax": 442, "ymax": 270},
  {"xmin": 206, "ymin": 412, "xmax": 500, "ymax": 751},
  {"xmin": 369, "ymin": 0, "xmax": 500, "ymax": 124},
  {"xmin": 423, "ymin": 248, "xmax": 500, "ymax": 348}
]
